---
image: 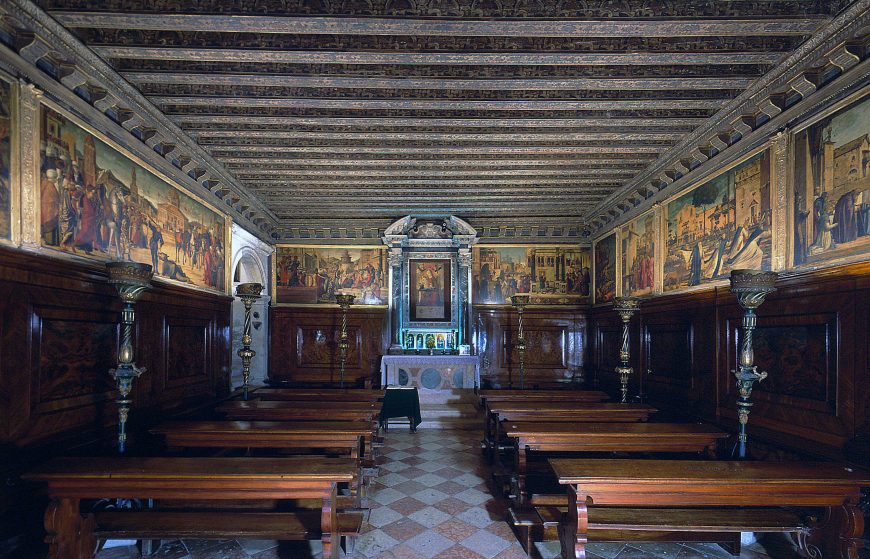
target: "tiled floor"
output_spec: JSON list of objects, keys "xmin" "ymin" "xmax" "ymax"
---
[{"xmin": 96, "ymin": 429, "xmax": 794, "ymax": 559}]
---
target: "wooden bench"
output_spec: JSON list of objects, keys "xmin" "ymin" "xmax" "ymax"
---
[
  {"xmin": 549, "ymin": 458, "xmax": 870, "ymax": 559},
  {"xmin": 216, "ymin": 400, "xmax": 381, "ymax": 424},
  {"xmin": 477, "ymin": 389, "xmax": 609, "ymax": 409},
  {"xmin": 95, "ymin": 510, "xmax": 363, "ymax": 554},
  {"xmin": 23, "ymin": 456, "xmax": 358, "ymax": 559},
  {"xmin": 254, "ymin": 388, "xmax": 385, "ymax": 403},
  {"xmin": 504, "ymin": 422, "xmax": 728, "ymax": 506},
  {"xmin": 530, "ymin": 505, "xmax": 807, "ymax": 556}
]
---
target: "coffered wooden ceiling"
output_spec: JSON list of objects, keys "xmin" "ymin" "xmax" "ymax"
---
[{"xmin": 32, "ymin": 0, "xmax": 853, "ymax": 238}]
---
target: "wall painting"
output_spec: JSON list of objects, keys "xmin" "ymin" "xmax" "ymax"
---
[
  {"xmin": 0, "ymin": 75, "xmax": 12, "ymax": 242},
  {"xmin": 274, "ymin": 245, "xmax": 387, "ymax": 305},
  {"xmin": 39, "ymin": 104, "xmax": 228, "ymax": 293},
  {"xmin": 620, "ymin": 211, "xmax": 656, "ymax": 297},
  {"xmin": 664, "ymin": 149, "xmax": 772, "ymax": 292},
  {"xmin": 594, "ymin": 233, "xmax": 617, "ymax": 304},
  {"xmin": 472, "ymin": 245, "xmax": 590, "ymax": 305},
  {"xmin": 792, "ymin": 89, "xmax": 870, "ymax": 268}
]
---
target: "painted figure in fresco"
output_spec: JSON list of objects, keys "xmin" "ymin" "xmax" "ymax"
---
[
  {"xmin": 689, "ymin": 242, "xmax": 703, "ymax": 286},
  {"xmin": 725, "ymin": 225, "xmax": 764, "ymax": 270},
  {"xmin": 58, "ymin": 176, "xmax": 78, "ymax": 251},
  {"xmin": 810, "ymin": 212, "xmax": 838, "ymax": 254},
  {"xmin": 859, "ymin": 187, "xmax": 870, "ymax": 237},
  {"xmin": 833, "ymin": 189, "xmax": 858, "ymax": 245},
  {"xmin": 793, "ymin": 194, "xmax": 811, "ymax": 266},
  {"xmin": 812, "ymin": 192, "xmax": 828, "ymax": 247},
  {"xmin": 147, "ymin": 220, "xmax": 164, "ymax": 272}
]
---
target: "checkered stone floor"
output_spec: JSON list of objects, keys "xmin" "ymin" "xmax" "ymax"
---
[{"xmin": 94, "ymin": 429, "xmax": 792, "ymax": 559}]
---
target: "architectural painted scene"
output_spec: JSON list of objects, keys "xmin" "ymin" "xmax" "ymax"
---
[
  {"xmin": 621, "ymin": 212, "xmax": 656, "ymax": 297},
  {"xmin": 793, "ymin": 92, "xmax": 870, "ymax": 267},
  {"xmin": 274, "ymin": 246, "xmax": 387, "ymax": 305},
  {"xmin": 39, "ymin": 105, "xmax": 227, "ymax": 292},
  {"xmin": 664, "ymin": 150, "xmax": 772, "ymax": 291},
  {"xmin": 0, "ymin": 77, "xmax": 10, "ymax": 241},
  {"xmin": 594, "ymin": 233, "xmax": 616, "ymax": 304},
  {"xmin": 472, "ymin": 245, "xmax": 590, "ymax": 305}
]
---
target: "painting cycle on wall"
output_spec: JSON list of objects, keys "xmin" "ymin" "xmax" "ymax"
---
[
  {"xmin": 274, "ymin": 246, "xmax": 387, "ymax": 305},
  {"xmin": 594, "ymin": 234, "xmax": 617, "ymax": 304},
  {"xmin": 472, "ymin": 245, "xmax": 590, "ymax": 305},
  {"xmin": 793, "ymin": 88, "xmax": 870, "ymax": 269},
  {"xmin": 39, "ymin": 104, "xmax": 228, "ymax": 293},
  {"xmin": 664, "ymin": 149, "xmax": 773, "ymax": 291},
  {"xmin": 0, "ymin": 75, "xmax": 11, "ymax": 243}
]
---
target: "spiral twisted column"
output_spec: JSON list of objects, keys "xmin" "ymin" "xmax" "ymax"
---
[
  {"xmin": 511, "ymin": 295, "xmax": 530, "ymax": 390},
  {"xmin": 729, "ymin": 269, "xmax": 777, "ymax": 459},
  {"xmin": 613, "ymin": 297, "xmax": 640, "ymax": 404},
  {"xmin": 106, "ymin": 261, "xmax": 153, "ymax": 454},
  {"xmin": 336, "ymin": 294, "xmax": 356, "ymax": 388},
  {"xmin": 236, "ymin": 283, "xmax": 263, "ymax": 400}
]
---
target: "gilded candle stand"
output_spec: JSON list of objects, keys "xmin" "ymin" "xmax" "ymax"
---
[
  {"xmin": 729, "ymin": 269, "xmax": 777, "ymax": 459},
  {"xmin": 106, "ymin": 261, "xmax": 153, "ymax": 454},
  {"xmin": 511, "ymin": 294, "xmax": 530, "ymax": 390},
  {"xmin": 613, "ymin": 297, "xmax": 640, "ymax": 404},
  {"xmin": 335, "ymin": 293, "xmax": 356, "ymax": 388},
  {"xmin": 236, "ymin": 282, "xmax": 263, "ymax": 400}
]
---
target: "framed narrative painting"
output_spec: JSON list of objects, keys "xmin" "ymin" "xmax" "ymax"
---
[
  {"xmin": 621, "ymin": 212, "xmax": 656, "ymax": 297},
  {"xmin": 472, "ymin": 245, "xmax": 590, "ymax": 305},
  {"xmin": 409, "ymin": 258, "xmax": 451, "ymax": 322},
  {"xmin": 273, "ymin": 245, "xmax": 387, "ymax": 305},
  {"xmin": 0, "ymin": 72, "xmax": 14, "ymax": 244},
  {"xmin": 664, "ymin": 148, "xmax": 772, "ymax": 292},
  {"xmin": 38, "ymin": 103, "xmax": 229, "ymax": 294},
  {"xmin": 593, "ymin": 233, "xmax": 617, "ymax": 304},
  {"xmin": 792, "ymin": 86, "xmax": 870, "ymax": 269}
]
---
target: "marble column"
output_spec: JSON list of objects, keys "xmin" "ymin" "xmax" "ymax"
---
[
  {"xmin": 388, "ymin": 248, "xmax": 404, "ymax": 353},
  {"xmin": 458, "ymin": 248, "xmax": 472, "ymax": 346}
]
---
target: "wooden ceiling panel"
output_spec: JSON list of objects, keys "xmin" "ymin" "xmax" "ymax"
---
[{"xmin": 34, "ymin": 0, "xmax": 844, "ymax": 234}]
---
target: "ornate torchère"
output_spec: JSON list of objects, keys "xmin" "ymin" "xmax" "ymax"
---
[
  {"xmin": 729, "ymin": 269, "xmax": 777, "ymax": 459},
  {"xmin": 613, "ymin": 296, "xmax": 640, "ymax": 404},
  {"xmin": 511, "ymin": 294, "xmax": 530, "ymax": 390},
  {"xmin": 236, "ymin": 282, "xmax": 263, "ymax": 400},
  {"xmin": 335, "ymin": 293, "xmax": 356, "ymax": 388},
  {"xmin": 106, "ymin": 261, "xmax": 153, "ymax": 454}
]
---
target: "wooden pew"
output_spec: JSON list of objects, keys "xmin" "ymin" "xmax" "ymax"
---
[
  {"xmin": 549, "ymin": 458, "xmax": 870, "ymax": 559},
  {"xmin": 504, "ymin": 422, "xmax": 729, "ymax": 507},
  {"xmin": 23, "ymin": 456, "xmax": 359, "ymax": 559},
  {"xmin": 484, "ymin": 402, "xmax": 656, "ymax": 463},
  {"xmin": 254, "ymin": 388, "xmax": 385, "ymax": 403},
  {"xmin": 216, "ymin": 400, "xmax": 381, "ymax": 423},
  {"xmin": 477, "ymin": 389, "xmax": 609, "ymax": 408}
]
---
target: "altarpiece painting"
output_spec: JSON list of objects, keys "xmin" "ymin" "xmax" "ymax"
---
[{"xmin": 409, "ymin": 259, "xmax": 451, "ymax": 321}]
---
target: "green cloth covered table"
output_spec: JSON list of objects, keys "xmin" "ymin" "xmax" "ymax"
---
[{"xmin": 379, "ymin": 387, "xmax": 422, "ymax": 432}]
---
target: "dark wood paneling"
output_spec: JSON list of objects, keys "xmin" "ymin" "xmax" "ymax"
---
[
  {"xmin": 268, "ymin": 306, "xmax": 387, "ymax": 386},
  {"xmin": 473, "ymin": 306, "xmax": 586, "ymax": 389},
  {"xmin": 0, "ymin": 246, "xmax": 232, "ymax": 541},
  {"xmin": 588, "ymin": 261, "xmax": 870, "ymax": 462}
]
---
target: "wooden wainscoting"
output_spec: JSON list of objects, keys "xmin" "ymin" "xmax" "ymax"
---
[
  {"xmin": 588, "ymin": 261, "xmax": 870, "ymax": 461},
  {"xmin": 269, "ymin": 306, "xmax": 388, "ymax": 387},
  {"xmin": 0, "ymin": 246, "xmax": 232, "ymax": 542},
  {"xmin": 473, "ymin": 306, "xmax": 587, "ymax": 389}
]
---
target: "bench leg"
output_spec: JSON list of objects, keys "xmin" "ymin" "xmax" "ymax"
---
[
  {"xmin": 808, "ymin": 502, "xmax": 864, "ymax": 559},
  {"xmin": 43, "ymin": 498, "xmax": 97, "ymax": 559},
  {"xmin": 321, "ymin": 491, "xmax": 339, "ymax": 559},
  {"xmin": 559, "ymin": 486, "xmax": 587, "ymax": 559}
]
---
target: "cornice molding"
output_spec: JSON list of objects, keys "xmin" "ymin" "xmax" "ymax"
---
[
  {"xmin": 588, "ymin": 0, "xmax": 870, "ymax": 235},
  {"xmin": 0, "ymin": 0, "xmax": 279, "ymax": 243}
]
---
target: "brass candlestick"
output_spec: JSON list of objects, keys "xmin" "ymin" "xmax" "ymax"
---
[
  {"xmin": 730, "ymin": 269, "xmax": 777, "ymax": 459},
  {"xmin": 106, "ymin": 261, "xmax": 153, "ymax": 454},
  {"xmin": 236, "ymin": 282, "xmax": 263, "ymax": 400},
  {"xmin": 335, "ymin": 293, "xmax": 355, "ymax": 388},
  {"xmin": 613, "ymin": 297, "xmax": 640, "ymax": 404},
  {"xmin": 511, "ymin": 295, "xmax": 530, "ymax": 390}
]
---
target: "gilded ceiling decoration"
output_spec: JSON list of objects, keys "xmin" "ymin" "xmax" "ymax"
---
[{"xmin": 1, "ymin": 0, "xmax": 867, "ymax": 240}]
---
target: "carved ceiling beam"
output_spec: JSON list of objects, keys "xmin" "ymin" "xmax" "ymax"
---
[
  {"xmin": 587, "ymin": 0, "xmax": 870, "ymax": 235},
  {"xmin": 171, "ymin": 115, "xmax": 707, "ymax": 128},
  {"xmin": 220, "ymin": 157, "xmax": 656, "ymax": 167},
  {"xmin": 123, "ymin": 72, "xmax": 753, "ymax": 91},
  {"xmin": 0, "ymin": 0, "xmax": 279, "ymax": 241},
  {"xmin": 150, "ymin": 96, "xmax": 725, "ymax": 111},
  {"xmin": 205, "ymin": 145, "xmax": 666, "ymax": 155},
  {"xmin": 187, "ymin": 130, "xmax": 683, "ymax": 142},
  {"xmin": 251, "ymin": 184, "xmax": 619, "ymax": 193},
  {"xmin": 234, "ymin": 168, "xmax": 639, "ymax": 178},
  {"xmin": 93, "ymin": 46, "xmax": 785, "ymax": 66},
  {"xmin": 50, "ymin": 13, "xmax": 826, "ymax": 37}
]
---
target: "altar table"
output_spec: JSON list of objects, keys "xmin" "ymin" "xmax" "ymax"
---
[{"xmin": 380, "ymin": 354, "xmax": 480, "ymax": 389}]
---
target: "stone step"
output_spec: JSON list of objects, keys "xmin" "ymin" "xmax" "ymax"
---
[
  {"xmin": 420, "ymin": 404, "xmax": 481, "ymax": 419},
  {"xmin": 416, "ymin": 388, "xmax": 478, "ymax": 406}
]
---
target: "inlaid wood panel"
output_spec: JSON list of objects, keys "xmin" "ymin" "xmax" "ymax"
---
[
  {"xmin": 269, "ymin": 306, "xmax": 387, "ymax": 386},
  {"xmin": 474, "ymin": 306, "xmax": 586, "ymax": 389}
]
